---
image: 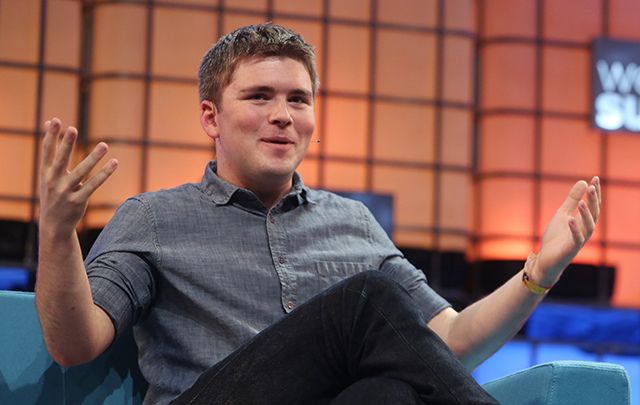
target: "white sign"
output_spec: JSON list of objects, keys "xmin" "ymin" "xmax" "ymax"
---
[{"xmin": 593, "ymin": 39, "xmax": 640, "ymax": 132}]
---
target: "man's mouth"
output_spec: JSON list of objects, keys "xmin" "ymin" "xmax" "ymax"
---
[{"xmin": 262, "ymin": 137, "xmax": 293, "ymax": 145}]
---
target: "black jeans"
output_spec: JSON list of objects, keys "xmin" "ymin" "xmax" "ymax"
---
[{"xmin": 172, "ymin": 271, "xmax": 498, "ymax": 404}]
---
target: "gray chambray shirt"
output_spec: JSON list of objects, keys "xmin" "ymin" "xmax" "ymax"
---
[{"xmin": 85, "ymin": 161, "xmax": 450, "ymax": 404}]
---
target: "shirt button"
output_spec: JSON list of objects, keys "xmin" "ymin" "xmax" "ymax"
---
[
  {"xmin": 269, "ymin": 216, "xmax": 276, "ymax": 224},
  {"xmin": 278, "ymin": 256, "xmax": 286, "ymax": 264},
  {"xmin": 286, "ymin": 300, "xmax": 294, "ymax": 309}
]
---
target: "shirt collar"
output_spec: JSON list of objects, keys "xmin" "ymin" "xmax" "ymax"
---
[{"xmin": 199, "ymin": 161, "xmax": 315, "ymax": 207}]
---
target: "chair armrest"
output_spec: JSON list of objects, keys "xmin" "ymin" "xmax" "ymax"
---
[{"xmin": 482, "ymin": 360, "xmax": 631, "ymax": 405}]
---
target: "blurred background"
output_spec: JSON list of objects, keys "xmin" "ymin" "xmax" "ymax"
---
[{"xmin": 0, "ymin": 0, "xmax": 638, "ymax": 399}]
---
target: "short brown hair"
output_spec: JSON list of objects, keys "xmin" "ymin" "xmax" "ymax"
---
[{"xmin": 198, "ymin": 23, "xmax": 319, "ymax": 106}]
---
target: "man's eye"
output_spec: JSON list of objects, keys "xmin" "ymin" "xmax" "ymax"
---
[
  {"xmin": 289, "ymin": 96, "xmax": 309, "ymax": 104},
  {"xmin": 249, "ymin": 93, "xmax": 268, "ymax": 100}
]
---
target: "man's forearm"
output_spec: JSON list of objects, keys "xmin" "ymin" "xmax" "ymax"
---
[
  {"xmin": 447, "ymin": 264, "xmax": 545, "ymax": 370},
  {"xmin": 35, "ymin": 229, "xmax": 112, "ymax": 366}
]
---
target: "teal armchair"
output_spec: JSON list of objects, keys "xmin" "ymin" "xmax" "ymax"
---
[{"xmin": 0, "ymin": 290, "xmax": 631, "ymax": 404}]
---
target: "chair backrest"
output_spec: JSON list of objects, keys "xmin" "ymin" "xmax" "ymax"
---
[{"xmin": 0, "ymin": 290, "xmax": 147, "ymax": 404}]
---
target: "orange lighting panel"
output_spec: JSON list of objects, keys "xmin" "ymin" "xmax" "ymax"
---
[
  {"xmin": 443, "ymin": 36, "xmax": 474, "ymax": 104},
  {"xmin": 377, "ymin": 0, "xmax": 437, "ymax": 28},
  {"xmin": 542, "ymin": 48, "xmax": 590, "ymax": 115},
  {"xmin": 327, "ymin": 25, "xmax": 369, "ymax": 94},
  {"xmin": 477, "ymin": 177, "xmax": 534, "ymax": 237},
  {"xmin": 152, "ymin": 8, "xmax": 218, "ymax": 78},
  {"xmin": 543, "ymin": 0, "xmax": 602, "ymax": 42},
  {"xmin": 373, "ymin": 101, "xmax": 435, "ymax": 163},
  {"xmin": 606, "ymin": 184, "xmax": 640, "ymax": 245},
  {"xmin": 372, "ymin": 166, "xmax": 434, "ymax": 229},
  {"xmin": 92, "ymin": 3, "xmax": 146, "ymax": 74},
  {"xmin": 273, "ymin": 0, "xmax": 322, "ymax": 16},
  {"xmin": 225, "ymin": 0, "xmax": 265, "ymax": 11},
  {"xmin": 89, "ymin": 79, "xmax": 145, "ymax": 141},
  {"xmin": 297, "ymin": 157, "xmax": 319, "ymax": 188},
  {"xmin": 541, "ymin": 118, "xmax": 600, "ymax": 177},
  {"xmin": 607, "ymin": 135, "xmax": 640, "ymax": 182},
  {"xmin": 481, "ymin": 0, "xmax": 536, "ymax": 38},
  {"xmin": 224, "ymin": 14, "xmax": 269, "ymax": 35},
  {"xmin": 146, "ymin": 147, "xmax": 213, "ymax": 191},
  {"xmin": 481, "ymin": 44, "xmax": 536, "ymax": 110},
  {"xmin": 395, "ymin": 229, "xmax": 434, "ymax": 250},
  {"xmin": 609, "ymin": 0, "xmax": 640, "ymax": 40},
  {"xmin": 0, "ymin": 200, "xmax": 31, "ymax": 222},
  {"xmin": 438, "ymin": 234, "xmax": 469, "ymax": 252},
  {"xmin": 45, "ymin": 0, "xmax": 81, "ymax": 68},
  {"xmin": 324, "ymin": 97, "xmax": 368, "ymax": 159},
  {"xmin": 329, "ymin": 0, "xmax": 370, "ymax": 21},
  {"xmin": 0, "ymin": 67, "xmax": 38, "ymax": 130},
  {"xmin": 441, "ymin": 108, "xmax": 472, "ymax": 167},
  {"xmin": 175, "ymin": 0, "xmax": 219, "ymax": 6},
  {"xmin": 376, "ymin": 29, "xmax": 436, "ymax": 99},
  {"xmin": 323, "ymin": 161, "xmax": 367, "ymax": 192},
  {"xmin": 440, "ymin": 171, "xmax": 472, "ymax": 231},
  {"xmin": 476, "ymin": 238, "xmax": 534, "ymax": 261},
  {"xmin": 0, "ymin": 134, "xmax": 35, "ymax": 197},
  {"xmin": 149, "ymin": 82, "xmax": 207, "ymax": 146},
  {"xmin": 42, "ymin": 73, "xmax": 79, "ymax": 129},
  {"xmin": 0, "ymin": 0, "xmax": 40, "ymax": 63},
  {"xmin": 479, "ymin": 115, "xmax": 535, "ymax": 172},
  {"xmin": 444, "ymin": 0, "xmax": 475, "ymax": 32}
]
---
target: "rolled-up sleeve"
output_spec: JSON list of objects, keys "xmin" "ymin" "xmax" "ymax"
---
[
  {"xmin": 85, "ymin": 197, "xmax": 158, "ymax": 339},
  {"xmin": 359, "ymin": 202, "xmax": 451, "ymax": 322}
]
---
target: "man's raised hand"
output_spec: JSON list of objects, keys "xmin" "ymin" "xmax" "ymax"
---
[
  {"xmin": 532, "ymin": 176, "xmax": 601, "ymax": 288},
  {"xmin": 39, "ymin": 118, "xmax": 118, "ymax": 236}
]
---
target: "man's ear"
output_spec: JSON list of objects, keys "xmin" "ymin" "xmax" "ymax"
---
[{"xmin": 200, "ymin": 100, "xmax": 220, "ymax": 141}]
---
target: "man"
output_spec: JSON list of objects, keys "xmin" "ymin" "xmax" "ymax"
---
[{"xmin": 36, "ymin": 24, "xmax": 601, "ymax": 404}]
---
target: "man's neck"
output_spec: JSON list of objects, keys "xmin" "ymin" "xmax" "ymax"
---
[
  {"xmin": 215, "ymin": 165, "xmax": 292, "ymax": 210},
  {"xmin": 250, "ymin": 179, "xmax": 292, "ymax": 210}
]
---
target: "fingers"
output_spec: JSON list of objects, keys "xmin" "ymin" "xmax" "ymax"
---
[
  {"xmin": 67, "ymin": 142, "xmax": 109, "ymax": 186},
  {"xmin": 570, "ymin": 176, "xmax": 601, "ymax": 246},
  {"xmin": 568, "ymin": 216, "xmax": 585, "ymax": 246},
  {"xmin": 50, "ymin": 126, "xmax": 78, "ymax": 175},
  {"xmin": 41, "ymin": 118, "xmax": 61, "ymax": 168},
  {"xmin": 559, "ymin": 180, "xmax": 588, "ymax": 214},
  {"xmin": 587, "ymin": 183, "xmax": 600, "ymax": 224},
  {"xmin": 77, "ymin": 158, "xmax": 119, "ymax": 200},
  {"xmin": 590, "ymin": 175, "xmax": 601, "ymax": 206},
  {"xmin": 41, "ymin": 117, "xmax": 118, "ymax": 199},
  {"xmin": 578, "ymin": 200, "xmax": 596, "ymax": 238}
]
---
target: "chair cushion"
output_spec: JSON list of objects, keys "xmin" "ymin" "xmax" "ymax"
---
[
  {"xmin": 0, "ymin": 290, "xmax": 146, "ymax": 405},
  {"xmin": 482, "ymin": 360, "xmax": 631, "ymax": 405}
]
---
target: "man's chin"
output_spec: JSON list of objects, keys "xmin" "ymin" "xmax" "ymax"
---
[{"xmin": 261, "ymin": 157, "xmax": 302, "ymax": 175}]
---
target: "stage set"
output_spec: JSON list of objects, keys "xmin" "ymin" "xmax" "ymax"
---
[{"xmin": 0, "ymin": 0, "xmax": 638, "ymax": 403}]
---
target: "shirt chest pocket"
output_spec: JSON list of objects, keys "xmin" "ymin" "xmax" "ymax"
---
[{"xmin": 314, "ymin": 260, "xmax": 371, "ymax": 286}]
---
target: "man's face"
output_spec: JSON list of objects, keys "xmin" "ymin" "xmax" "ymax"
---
[{"xmin": 203, "ymin": 56, "xmax": 315, "ymax": 190}]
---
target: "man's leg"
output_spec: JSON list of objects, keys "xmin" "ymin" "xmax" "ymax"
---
[
  {"xmin": 330, "ymin": 377, "xmax": 423, "ymax": 405},
  {"xmin": 172, "ymin": 271, "xmax": 498, "ymax": 405}
]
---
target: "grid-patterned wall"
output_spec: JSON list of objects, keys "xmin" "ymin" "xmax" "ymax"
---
[
  {"xmin": 476, "ymin": 0, "xmax": 640, "ymax": 307},
  {"xmin": 0, "ymin": 1, "xmax": 475, "ymax": 253}
]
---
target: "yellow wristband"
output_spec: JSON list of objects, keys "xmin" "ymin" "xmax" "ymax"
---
[
  {"xmin": 522, "ymin": 270, "xmax": 549, "ymax": 295},
  {"xmin": 521, "ymin": 252, "xmax": 551, "ymax": 296}
]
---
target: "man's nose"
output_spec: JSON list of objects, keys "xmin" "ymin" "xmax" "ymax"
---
[{"xmin": 268, "ymin": 99, "xmax": 293, "ymax": 128}]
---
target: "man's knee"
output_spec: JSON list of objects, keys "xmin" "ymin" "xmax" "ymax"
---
[{"xmin": 331, "ymin": 377, "xmax": 423, "ymax": 405}]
